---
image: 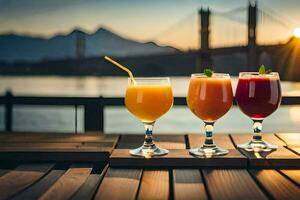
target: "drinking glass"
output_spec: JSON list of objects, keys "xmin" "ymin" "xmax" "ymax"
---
[
  {"xmin": 187, "ymin": 73, "xmax": 233, "ymax": 156},
  {"xmin": 125, "ymin": 77, "xmax": 173, "ymax": 157},
  {"xmin": 235, "ymin": 72, "xmax": 282, "ymax": 152}
]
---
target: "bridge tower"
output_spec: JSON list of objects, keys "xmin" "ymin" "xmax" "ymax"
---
[
  {"xmin": 247, "ymin": 0, "xmax": 258, "ymax": 70},
  {"xmin": 197, "ymin": 8, "xmax": 212, "ymax": 72}
]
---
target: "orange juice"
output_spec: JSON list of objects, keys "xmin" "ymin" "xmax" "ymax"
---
[
  {"xmin": 125, "ymin": 84, "xmax": 173, "ymax": 123},
  {"xmin": 187, "ymin": 75, "xmax": 233, "ymax": 122}
]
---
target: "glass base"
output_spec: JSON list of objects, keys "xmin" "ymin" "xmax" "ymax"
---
[
  {"xmin": 189, "ymin": 145, "xmax": 229, "ymax": 157},
  {"xmin": 237, "ymin": 140, "xmax": 278, "ymax": 152},
  {"xmin": 129, "ymin": 145, "xmax": 169, "ymax": 158}
]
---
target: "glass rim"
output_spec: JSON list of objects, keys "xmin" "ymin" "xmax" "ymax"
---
[
  {"xmin": 239, "ymin": 72, "xmax": 279, "ymax": 77},
  {"xmin": 127, "ymin": 77, "xmax": 171, "ymax": 85},
  {"xmin": 127, "ymin": 77, "xmax": 170, "ymax": 80},
  {"xmin": 191, "ymin": 73, "xmax": 230, "ymax": 78}
]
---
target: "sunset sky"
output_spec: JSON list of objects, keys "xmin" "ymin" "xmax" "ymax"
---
[{"xmin": 0, "ymin": 0, "xmax": 299, "ymax": 49}]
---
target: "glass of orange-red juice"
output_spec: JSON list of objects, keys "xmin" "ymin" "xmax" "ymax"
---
[
  {"xmin": 187, "ymin": 73, "xmax": 233, "ymax": 157},
  {"xmin": 125, "ymin": 77, "xmax": 173, "ymax": 157}
]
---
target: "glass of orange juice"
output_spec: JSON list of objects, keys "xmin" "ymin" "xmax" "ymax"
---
[
  {"xmin": 125, "ymin": 77, "xmax": 173, "ymax": 157},
  {"xmin": 187, "ymin": 73, "xmax": 233, "ymax": 157}
]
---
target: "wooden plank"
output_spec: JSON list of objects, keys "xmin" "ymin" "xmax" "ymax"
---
[
  {"xmin": 188, "ymin": 134, "xmax": 235, "ymax": 149},
  {"xmin": 0, "ymin": 134, "xmax": 119, "ymax": 162},
  {"xmin": 236, "ymin": 147, "xmax": 299, "ymax": 168},
  {"xmin": 12, "ymin": 170, "xmax": 66, "ymax": 200},
  {"xmin": 38, "ymin": 165, "xmax": 92, "ymax": 200},
  {"xmin": 70, "ymin": 175, "xmax": 102, "ymax": 200},
  {"xmin": 0, "ymin": 146, "xmax": 111, "ymax": 152},
  {"xmin": 94, "ymin": 168, "xmax": 142, "ymax": 200},
  {"xmin": 173, "ymin": 169, "xmax": 207, "ymax": 200},
  {"xmin": 71, "ymin": 165, "xmax": 109, "ymax": 200},
  {"xmin": 250, "ymin": 169, "xmax": 300, "ymax": 200},
  {"xmin": 0, "ymin": 151, "xmax": 111, "ymax": 162},
  {"xmin": 0, "ymin": 170, "xmax": 8, "ymax": 177},
  {"xmin": 137, "ymin": 170, "xmax": 169, "ymax": 200},
  {"xmin": 117, "ymin": 135, "xmax": 186, "ymax": 149},
  {"xmin": 116, "ymin": 135, "xmax": 144, "ymax": 149},
  {"xmin": 0, "ymin": 142, "xmax": 115, "ymax": 149},
  {"xmin": 0, "ymin": 164, "xmax": 54, "ymax": 200},
  {"xmin": 287, "ymin": 146, "xmax": 300, "ymax": 155},
  {"xmin": 231, "ymin": 133, "xmax": 286, "ymax": 147},
  {"xmin": 279, "ymin": 170, "xmax": 300, "ymax": 186},
  {"xmin": 155, "ymin": 135, "xmax": 186, "ymax": 149},
  {"xmin": 276, "ymin": 133, "xmax": 300, "ymax": 146},
  {"xmin": 275, "ymin": 133, "xmax": 300, "ymax": 156},
  {"xmin": 0, "ymin": 132, "xmax": 118, "ymax": 143},
  {"xmin": 203, "ymin": 169, "xmax": 267, "ymax": 200},
  {"xmin": 231, "ymin": 134, "xmax": 300, "ymax": 167},
  {"xmin": 110, "ymin": 149, "xmax": 247, "ymax": 167}
]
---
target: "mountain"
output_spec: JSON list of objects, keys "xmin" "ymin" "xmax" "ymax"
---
[{"xmin": 0, "ymin": 27, "xmax": 178, "ymax": 62}]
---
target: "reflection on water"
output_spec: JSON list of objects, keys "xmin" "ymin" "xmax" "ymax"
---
[
  {"xmin": 105, "ymin": 106, "xmax": 300, "ymax": 134},
  {"xmin": 1, "ymin": 76, "xmax": 300, "ymax": 97},
  {"xmin": 0, "ymin": 105, "xmax": 299, "ymax": 134},
  {"xmin": 0, "ymin": 76, "xmax": 300, "ymax": 133}
]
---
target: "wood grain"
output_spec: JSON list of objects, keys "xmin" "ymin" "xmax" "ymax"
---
[
  {"xmin": 286, "ymin": 146, "xmax": 300, "ymax": 155},
  {"xmin": 0, "ymin": 151, "xmax": 111, "ymax": 162},
  {"xmin": 230, "ymin": 133, "xmax": 286, "ymax": 147},
  {"xmin": 0, "ymin": 133, "xmax": 119, "ymax": 162},
  {"xmin": 94, "ymin": 168, "xmax": 142, "ymax": 200},
  {"xmin": 173, "ymin": 169, "xmax": 207, "ymax": 200},
  {"xmin": 279, "ymin": 169, "xmax": 300, "ymax": 186},
  {"xmin": 38, "ymin": 165, "xmax": 92, "ymax": 200},
  {"xmin": 250, "ymin": 169, "xmax": 300, "ymax": 200},
  {"xmin": 203, "ymin": 169, "xmax": 267, "ymax": 200},
  {"xmin": 71, "ymin": 165, "xmax": 109, "ymax": 200},
  {"xmin": 117, "ymin": 135, "xmax": 186, "ymax": 149},
  {"xmin": 0, "ymin": 170, "xmax": 8, "ymax": 177},
  {"xmin": 12, "ymin": 170, "xmax": 66, "ymax": 200},
  {"xmin": 0, "ymin": 142, "xmax": 115, "ymax": 149},
  {"xmin": 231, "ymin": 134, "xmax": 299, "ymax": 167},
  {"xmin": 155, "ymin": 135, "xmax": 186, "ymax": 149},
  {"xmin": 239, "ymin": 147, "xmax": 299, "ymax": 167},
  {"xmin": 110, "ymin": 149, "xmax": 247, "ymax": 167},
  {"xmin": 188, "ymin": 134, "xmax": 235, "ymax": 149},
  {"xmin": 0, "ymin": 132, "xmax": 118, "ymax": 143},
  {"xmin": 116, "ymin": 135, "xmax": 144, "ymax": 149},
  {"xmin": 0, "ymin": 164, "xmax": 54, "ymax": 200},
  {"xmin": 276, "ymin": 133, "xmax": 300, "ymax": 146},
  {"xmin": 137, "ymin": 170, "xmax": 169, "ymax": 200}
]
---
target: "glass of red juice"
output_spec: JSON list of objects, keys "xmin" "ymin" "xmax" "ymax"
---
[{"xmin": 235, "ymin": 72, "xmax": 282, "ymax": 152}]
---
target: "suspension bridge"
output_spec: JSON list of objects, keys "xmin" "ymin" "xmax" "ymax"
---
[
  {"xmin": 136, "ymin": 0, "xmax": 299, "ymax": 80},
  {"xmin": 8, "ymin": 1, "xmax": 298, "ymax": 80},
  {"xmin": 150, "ymin": 1, "xmax": 295, "ymax": 49}
]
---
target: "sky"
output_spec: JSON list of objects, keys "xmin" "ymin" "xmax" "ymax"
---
[{"xmin": 0, "ymin": 0, "xmax": 300, "ymax": 49}]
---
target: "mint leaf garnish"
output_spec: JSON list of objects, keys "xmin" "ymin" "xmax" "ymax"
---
[
  {"xmin": 259, "ymin": 65, "xmax": 272, "ymax": 75},
  {"xmin": 259, "ymin": 65, "xmax": 265, "ymax": 75},
  {"xmin": 266, "ymin": 69, "xmax": 272, "ymax": 74},
  {"xmin": 204, "ymin": 68, "xmax": 214, "ymax": 77}
]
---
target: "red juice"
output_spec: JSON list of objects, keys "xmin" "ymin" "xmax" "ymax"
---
[{"xmin": 235, "ymin": 74, "xmax": 282, "ymax": 119}]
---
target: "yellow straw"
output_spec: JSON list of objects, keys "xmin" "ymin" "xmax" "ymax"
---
[{"xmin": 104, "ymin": 56, "xmax": 136, "ymax": 84}]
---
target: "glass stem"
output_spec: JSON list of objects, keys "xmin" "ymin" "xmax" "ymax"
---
[
  {"xmin": 143, "ymin": 122, "xmax": 155, "ymax": 148},
  {"xmin": 203, "ymin": 122, "xmax": 215, "ymax": 147},
  {"xmin": 252, "ymin": 119, "xmax": 263, "ymax": 141}
]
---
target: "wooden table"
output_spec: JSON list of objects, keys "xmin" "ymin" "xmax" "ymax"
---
[{"xmin": 0, "ymin": 132, "xmax": 299, "ymax": 200}]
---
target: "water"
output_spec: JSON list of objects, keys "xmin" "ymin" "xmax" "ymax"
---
[{"xmin": 1, "ymin": 76, "xmax": 300, "ymax": 134}]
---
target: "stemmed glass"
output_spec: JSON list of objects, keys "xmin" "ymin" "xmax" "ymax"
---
[
  {"xmin": 235, "ymin": 72, "xmax": 282, "ymax": 152},
  {"xmin": 187, "ymin": 73, "xmax": 233, "ymax": 156},
  {"xmin": 125, "ymin": 77, "xmax": 173, "ymax": 157}
]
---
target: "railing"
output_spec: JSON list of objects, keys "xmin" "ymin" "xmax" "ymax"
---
[{"xmin": 1, "ymin": 91, "xmax": 300, "ymax": 132}]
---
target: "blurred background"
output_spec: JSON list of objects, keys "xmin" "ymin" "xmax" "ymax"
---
[{"xmin": 0, "ymin": 0, "xmax": 300, "ymax": 134}]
